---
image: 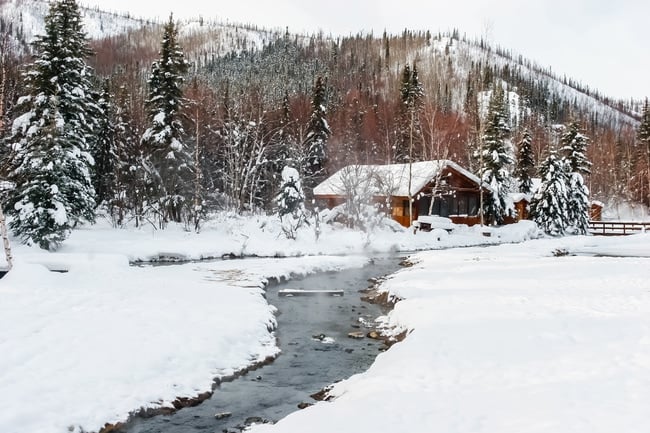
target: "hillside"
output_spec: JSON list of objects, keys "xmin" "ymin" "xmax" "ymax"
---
[
  {"xmin": 0, "ymin": 0, "xmax": 150, "ymax": 52},
  {"xmin": 1, "ymin": 0, "xmax": 647, "ymax": 209}
]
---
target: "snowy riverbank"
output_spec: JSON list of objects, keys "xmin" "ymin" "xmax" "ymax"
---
[
  {"xmin": 0, "ymin": 216, "xmax": 541, "ymax": 433},
  {"xmin": 250, "ymin": 233, "xmax": 650, "ymax": 433}
]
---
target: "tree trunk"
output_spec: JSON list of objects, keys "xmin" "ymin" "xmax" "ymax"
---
[
  {"xmin": 193, "ymin": 103, "xmax": 202, "ymax": 232},
  {"xmin": 0, "ymin": 206, "xmax": 12, "ymax": 271},
  {"xmin": 0, "ymin": 40, "xmax": 6, "ymax": 135}
]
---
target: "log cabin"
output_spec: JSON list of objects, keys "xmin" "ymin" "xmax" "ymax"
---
[{"xmin": 313, "ymin": 160, "xmax": 493, "ymax": 227}]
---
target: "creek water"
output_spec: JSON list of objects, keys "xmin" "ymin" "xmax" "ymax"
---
[{"xmin": 118, "ymin": 255, "xmax": 404, "ymax": 433}]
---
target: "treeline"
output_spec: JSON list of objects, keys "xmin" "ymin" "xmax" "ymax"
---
[{"xmin": 1, "ymin": 0, "xmax": 649, "ymax": 251}]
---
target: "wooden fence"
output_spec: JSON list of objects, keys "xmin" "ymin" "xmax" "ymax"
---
[{"xmin": 589, "ymin": 221, "xmax": 650, "ymax": 236}]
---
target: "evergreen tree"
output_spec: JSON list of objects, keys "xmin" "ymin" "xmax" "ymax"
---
[
  {"xmin": 92, "ymin": 80, "xmax": 117, "ymax": 207},
  {"xmin": 276, "ymin": 166, "xmax": 308, "ymax": 240},
  {"xmin": 478, "ymin": 86, "xmax": 513, "ymax": 224},
  {"xmin": 277, "ymin": 90, "xmax": 298, "ymax": 168},
  {"xmin": 530, "ymin": 150, "xmax": 569, "ymax": 236},
  {"xmin": 566, "ymin": 171, "xmax": 590, "ymax": 235},
  {"xmin": 8, "ymin": 101, "xmax": 74, "ymax": 249},
  {"xmin": 636, "ymin": 98, "xmax": 650, "ymax": 206},
  {"xmin": 561, "ymin": 122, "xmax": 591, "ymax": 233},
  {"xmin": 395, "ymin": 63, "xmax": 424, "ymax": 163},
  {"xmin": 561, "ymin": 121, "xmax": 591, "ymax": 175},
  {"xmin": 141, "ymin": 14, "xmax": 192, "ymax": 224},
  {"xmin": 513, "ymin": 128, "xmax": 535, "ymax": 194},
  {"xmin": 639, "ymin": 99, "xmax": 650, "ymax": 149},
  {"xmin": 3, "ymin": 0, "xmax": 98, "ymax": 249},
  {"xmin": 112, "ymin": 82, "xmax": 145, "ymax": 225},
  {"xmin": 303, "ymin": 76, "xmax": 330, "ymax": 188}
]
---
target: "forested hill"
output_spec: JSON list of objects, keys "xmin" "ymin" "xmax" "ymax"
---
[
  {"xmin": 0, "ymin": 0, "xmax": 647, "ymax": 205},
  {"xmin": 0, "ymin": 0, "xmax": 151, "ymax": 52}
]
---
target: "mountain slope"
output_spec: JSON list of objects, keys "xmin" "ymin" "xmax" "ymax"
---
[
  {"xmin": 0, "ymin": 0, "xmax": 149, "ymax": 52},
  {"xmin": 0, "ymin": 1, "xmax": 644, "ymax": 204}
]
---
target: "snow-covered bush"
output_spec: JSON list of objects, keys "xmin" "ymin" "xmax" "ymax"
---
[{"xmin": 276, "ymin": 166, "xmax": 308, "ymax": 239}]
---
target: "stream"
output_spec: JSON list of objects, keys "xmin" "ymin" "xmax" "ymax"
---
[{"xmin": 117, "ymin": 255, "xmax": 404, "ymax": 433}]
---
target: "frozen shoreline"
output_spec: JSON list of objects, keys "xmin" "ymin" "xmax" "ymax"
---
[
  {"xmin": 0, "ymin": 217, "xmax": 553, "ymax": 433},
  {"xmin": 250, "ymin": 234, "xmax": 650, "ymax": 433}
]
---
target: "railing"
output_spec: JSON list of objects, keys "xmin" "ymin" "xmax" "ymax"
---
[{"xmin": 589, "ymin": 221, "xmax": 650, "ymax": 236}]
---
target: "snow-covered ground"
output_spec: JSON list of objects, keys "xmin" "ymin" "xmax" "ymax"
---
[
  {"xmin": 250, "ymin": 233, "xmax": 650, "ymax": 433},
  {"xmin": 1, "ymin": 214, "xmax": 648, "ymax": 433},
  {"xmin": 0, "ymin": 214, "xmax": 539, "ymax": 433}
]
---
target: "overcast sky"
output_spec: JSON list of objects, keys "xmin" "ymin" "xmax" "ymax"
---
[{"xmin": 81, "ymin": 0, "xmax": 649, "ymax": 101}]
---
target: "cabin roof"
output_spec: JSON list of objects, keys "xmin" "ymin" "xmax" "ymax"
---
[{"xmin": 314, "ymin": 160, "xmax": 488, "ymax": 198}]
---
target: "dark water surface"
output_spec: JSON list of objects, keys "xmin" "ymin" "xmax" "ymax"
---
[{"xmin": 118, "ymin": 256, "xmax": 403, "ymax": 433}]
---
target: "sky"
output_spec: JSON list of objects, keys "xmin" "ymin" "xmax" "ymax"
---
[{"xmin": 80, "ymin": 0, "xmax": 650, "ymax": 101}]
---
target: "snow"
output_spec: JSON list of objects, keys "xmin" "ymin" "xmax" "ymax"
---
[
  {"xmin": 414, "ymin": 215, "xmax": 454, "ymax": 230},
  {"xmin": 249, "ymin": 233, "xmax": 650, "ymax": 433},
  {"xmin": 0, "ymin": 0, "xmax": 147, "ymax": 52},
  {"xmin": 0, "ymin": 213, "xmax": 541, "ymax": 433},
  {"xmin": 2, "ymin": 211, "xmax": 649, "ymax": 433},
  {"xmin": 0, "ymin": 249, "xmax": 368, "ymax": 433},
  {"xmin": 153, "ymin": 111, "xmax": 166, "ymax": 125}
]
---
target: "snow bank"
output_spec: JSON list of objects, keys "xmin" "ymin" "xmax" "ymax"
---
[
  {"xmin": 0, "ymin": 213, "xmax": 541, "ymax": 433},
  {"xmin": 4, "ymin": 214, "xmax": 538, "ymax": 264},
  {"xmin": 250, "ymin": 234, "xmax": 650, "ymax": 433},
  {"xmin": 0, "ymin": 253, "xmax": 367, "ymax": 433}
]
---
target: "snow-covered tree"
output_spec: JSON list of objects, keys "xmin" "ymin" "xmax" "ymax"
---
[
  {"xmin": 276, "ymin": 91, "xmax": 298, "ymax": 168},
  {"xmin": 141, "ymin": 14, "xmax": 192, "ymax": 224},
  {"xmin": 112, "ymin": 82, "xmax": 147, "ymax": 226},
  {"xmin": 514, "ymin": 128, "xmax": 535, "ymax": 194},
  {"xmin": 92, "ymin": 80, "xmax": 117, "ymax": 207},
  {"xmin": 561, "ymin": 122, "xmax": 591, "ymax": 175},
  {"xmin": 218, "ymin": 110, "xmax": 274, "ymax": 212},
  {"xmin": 560, "ymin": 122, "xmax": 591, "ymax": 233},
  {"xmin": 566, "ymin": 172, "xmax": 590, "ymax": 235},
  {"xmin": 303, "ymin": 76, "xmax": 330, "ymax": 188},
  {"xmin": 639, "ymin": 99, "xmax": 650, "ymax": 150},
  {"xmin": 395, "ymin": 63, "xmax": 424, "ymax": 163},
  {"xmin": 636, "ymin": 98, "xmax": 650, "ymax": 206},
  {"xmin": 530, "ymin": 150, "xmax": 569, "ymax": 236},
  {"xmin": 478, "ymin": 86, "xmax": 513, "ymax": 224},
  {"xmin": 276, "ymin": 166, "xmax": 307, "ymax": 239},
  {"xmin": 8, "ymin": 102, "xmax": 78, "ymax": 249},
  {"xmin": 3, "ymin": 0, "xmax": 98, "ymax": 249}
]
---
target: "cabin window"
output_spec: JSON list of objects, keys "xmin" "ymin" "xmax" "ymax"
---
[
  {"xmin": 430, "ymin": 197, "xmax": 449, "ymax": 217},
  {"xmin": 418, "ymin": 197, "xmax": 431, "ymax": 216},
  {"xmin": 402, "ymin": 200, "xmax": 411, "ymax": 217},
  {"xmin": 456, "ymin": 195, "xmax": 467, "ymax": 215},
  {"xmin": 468, "ymin": 195, "xmax": 479, "ymax": 216}
]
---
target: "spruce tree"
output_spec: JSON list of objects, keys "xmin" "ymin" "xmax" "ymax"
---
[
  {"xmin": 276, "ymin": 91, "xmax": 298, "ymax": 169},
  {"xmin": 92, "ymin": 80, "xmax": 117, "ymax": 207},
  {"xmin": 530, "ymin": 150, "xmax": 569, "ymax": 236},
  {"xmin": 395, "ymin": 63, "xmax": 424, "ymax": 163},
  {"xmin": 639, "ymin": 99, "xmax": 650, "ymax": 148},
  {"xmin": 514, "ymin": 128, "xmax": 535, "ymax": 194},
  {"xmin": 276, "ymin": 166, "xmax": 307, "ymax": 239},
  {"xmin": 637, "ymin": 98, "xmax": 650, "ymax": 206},
  {"xmin": 9, "ymin": 101, "xmax": 74, "ymax": 249},
  {"xmin": 114, "ymin": 83, "xmax": 146, "ymax": 225},
  {"xmin": 3, "ymin": 0, "xmax": 97, "ymax": 249},
  {"xmin": 566, "ymin": 171, "xmax": 590, "ymax": 235},
  {"xmin": 141, "ymin": 14, "xmax": 192, "ymax": 224},
  {"xmin": 478, "ymin": 86, "xmax": 513, "ymax": 224},
  {"xmin": 561, "ymin": 122, "xmax": 591, "ymax": 175},
  {"xmin": 561, "ymin": 122, "xmax": 591, "ymax": 233},
  {"xmin": 303, "ymin": 76, "xmax": 330, "ymax": 188}
]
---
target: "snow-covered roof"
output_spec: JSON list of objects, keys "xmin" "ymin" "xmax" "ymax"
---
[
  {"xmin": 314, "ymin": 160, "xmax": 486, "ymax": 198},
  {"xmin": 510, "ymin": 192, "xmax": 530, "ymax": 203}
]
